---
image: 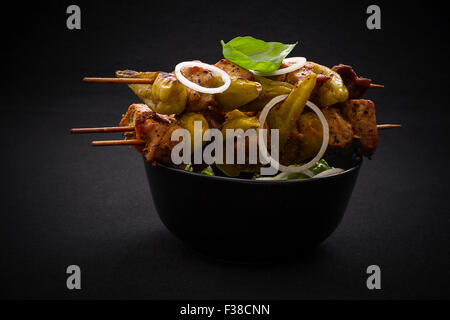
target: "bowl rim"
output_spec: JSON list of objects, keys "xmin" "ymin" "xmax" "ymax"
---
[{"xmin": 147, "ymin": 156, "xmax": 363, "ymax": 185}]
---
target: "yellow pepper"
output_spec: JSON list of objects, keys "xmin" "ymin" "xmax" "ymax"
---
[
  {"xmin": 308, "ymin": 62, "xmax": 349, "ymax": 107},
  {"xmin": 240, "ymin": 76, "xmax": 293, "ymax": 112},
  {"xmin": 115, "ymin": 70, "xmax": 159, "ymax": 110},
  {"xmin": 215, "ymin": 78, "xmax": 262, "ymax": 111},
  {"xmin": 151, "ymin": 72, "xmax": 187, "ymax": 114},
  {"xmin": 178, "ymin": 112, "xmax": 209, "ymax": 150},
  {"xmin": 267, "ymin": 72, "xmax": 317, "ymax": 151},
  {"xmin": 216, "ymin": 110, "xmax": 261, "ymax": 177}
]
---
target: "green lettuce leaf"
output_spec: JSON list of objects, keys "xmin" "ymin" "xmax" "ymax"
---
[
  {"xmin": 309, "ymin": 159, "xmax": 332, "ymax": 175},
  {"xmin": 200, "ymin": 166, "xmax": 214, "ymax": 176},
  {"xmin": 283, "ymin": 160, "xmax": 333, "ymax": 180},
  {"xmin": 221, "ymin": 36, "xmax": 297, "ymax": 72},
  {"xmin": 185, "ymin": 164, "xmax": 214, "ymax": 176}
]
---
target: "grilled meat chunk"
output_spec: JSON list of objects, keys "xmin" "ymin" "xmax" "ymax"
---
[
  {"xmin": 268, "ymin": 62, "xmax": 330, "ymax": 87},
  {"xmin": 119, "ymin": 104, "xmax": 183, "ymax": 163},
  {"xmin": 202, "ymin": 106, "xmax": 226, "ymax": 129},
  {"xmin": 284, "ymin": 107, "xmax": 355, "ymax": 163},
  {"xmin": 215, "ymin": 59, "xmax": 254, "ymax": 81},
  {"xmin": 181, "ymin": 66, "xmax": 217, "ymax": 112},
  {"xmin": 119, "ymin": 104, "xmax": 152, "ymax": 141},
  {"xmin": 341, "ymin": 99, "xmax": 378, "ymax": 157},
  {"xmin": 332, "ymin": 64, "xmax": 371, "ymax": 99},
  {"xmin": 323, "ymin": 107, "xmax": 354, "ymax": 151},
  {"xmin": 134, "ymin": 113, "xmax": 183, "ymax": 163},
  {"xmin": 279, "ymin": 126, "xmax": 304, "ymax": 165},
  {"xmin": 120, "ymin": 104, "xmax": 152, "ymax": 128}
]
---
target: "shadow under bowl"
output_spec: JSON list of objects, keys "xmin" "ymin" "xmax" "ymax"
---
[{"xmin": 144, "ymin": 155, "xmax": 362, "ymax": 262}]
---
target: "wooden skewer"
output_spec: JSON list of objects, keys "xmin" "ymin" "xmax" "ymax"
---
[
  {"xmin": 84, "ymin": 77, "xmax": 384, "ymax": 88},
  {"xmin": 73, "ymin": 123, "xmax": 401, "ymax": 135},
  {"xmin": 71, "ymin": 126, "xmax": 135, "ymax": 134},
  {"xmin": 83, "ymin": 77, "xmax": 154, "ymax": 84},
  {"xmin": 89, "ymin": 124, "xmax": 401, "ymax": 147},
  {"xmin": 91, "ymin": 139, "xmax": 144, "ymax": 147},
  {"xmin": 377, "ymin": 124, "xmax": 402, "ymax": 130}
]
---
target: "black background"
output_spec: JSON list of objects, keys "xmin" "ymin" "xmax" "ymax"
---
[{"xmin": 2, "ymin": 0, "xmax": 450, "ymax": 299}]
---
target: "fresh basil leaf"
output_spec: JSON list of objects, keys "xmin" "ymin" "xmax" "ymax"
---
[{"xmin": 221, "ymin": 36, "xmax": 297, "ymax": 72}]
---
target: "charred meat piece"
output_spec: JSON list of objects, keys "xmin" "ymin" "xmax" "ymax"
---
[
  {"xmin": 341, "ymin": 99, "xmax": 378, "ymax": 157},
  {"xmin": 269, "ymin": 62, "xmax": 330, "ymax": 87},
  {"xmin": 181, "ymin": 66, "xmax": 217, "ymax": 112},
  {"xmin": 119, "ymin": 104, "xmax": 153, "ymax": 141},
  {"xmin": 202, "ymin": 106, "xmax": 226, "ymax": 130},
  {"xmin": 119, "ymin": 104, "xmax": 183, "ymax": 163},
  {"xmin": 134, "ymin": 113, "xmax": 183, "ymax": 164},
  {"xmin": 279, "ymin": 126, "xmax": 304, "ymax": 166},
  {"xmin": 331, "ymin": 64, "xmax": 372, "ymax": 99},
  {"xmin": 323, "ymin": 107, "xmax": 354, "ymax": 151},
  {"xmin": 284, "ymin": 107, "xmax": 354, "ymax": 163},
  {"xmin": 215, "ymin": 59, "xmax": 254, "ymax": 81},
  {"xmin": 284, "ymin": 62, "xmax": 315, "ymax": 84},
  {"xmin": 120, "ymin": 104, "xmax": 152, "ymax": 128}
]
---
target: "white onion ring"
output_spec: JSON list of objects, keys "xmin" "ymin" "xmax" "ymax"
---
[
  {"xmin": 313, "ymin": 168, "xmax": 344, "ymax": 178},
  {"xmin": 251, "ymin": 57, "xmax": 307, "ymax": 77},
  {"xmin": 175, "ymin": 61, "xmax": 231, "ymax": 94},
  {"xmin": 258, "ymin": 96, "xmax": 329, "ymax": 174}
]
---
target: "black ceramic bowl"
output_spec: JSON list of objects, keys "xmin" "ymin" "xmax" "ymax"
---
[{"xmin": 145, "ymin": 155, "xmax": 362, "ymax": 262}]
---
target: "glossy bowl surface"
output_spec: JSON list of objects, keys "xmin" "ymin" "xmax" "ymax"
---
[{"xmin": 145, "ymin": 155, "xmax": 362, "ymax": 262}]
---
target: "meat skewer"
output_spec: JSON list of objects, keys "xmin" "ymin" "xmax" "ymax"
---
[
  {"xmin": 92, "ymin": 139, "xmax": 144, "ymax": 146},
  {"xmin": 71, "ymin": 124, "xmax": 401, "ymax": 136},
  {"xmin": 83, "ymin": 77, "xmax": 384, "ymax": 88},
  {"xmin": 83, "ymin": 77, "xmax": 155, "ymax": 84},
  {"xmin": 70, "ymin": 126, "xmax": 135, "ymax": 134},
  {"xmin": 84, "ymin": 124, "xmax": 400, "ymax": 146}
]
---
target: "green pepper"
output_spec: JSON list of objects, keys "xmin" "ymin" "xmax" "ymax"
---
[
  {"xmin": 151, "ymin": 72, "xmax": 187, "ymax": 114},
  {"xmin": 221, "ymin": 110, "xmax": 260, "ymax": 133},
  {"xmin": 308, "ymin": 62, "xmax": 349, "ymax": 107},
  {"xmin": 239, "ymin": 76, "xmax": 293, "ymax": 112},
  {"xmin": 216, "ymin": 110, "xmax": 261, "ymax": 177},
  {"xmin": 178, "ymin": 112, "xmax": 209, "ymax": 150},
  {"xmin": 267, "ymin": 72, "xmax": 317, "ymax": 151},
  {"xmin": 116, "ymin": 70, "xmax": 159, "ymax": 110},
  {"xmin": 116, "ymin": 70, "xmax": 159, "ymax": 81},
  {"xmin": 215, "ymin": 77, "xmax": 262, "ymax": 111}
]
